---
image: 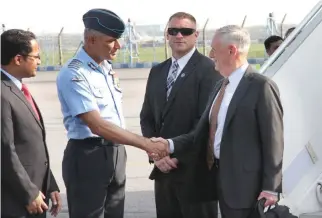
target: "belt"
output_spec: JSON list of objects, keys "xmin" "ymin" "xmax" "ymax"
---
[{"xmin": 69, "ymin": 137, "xmax": 116, "ymax": 147}]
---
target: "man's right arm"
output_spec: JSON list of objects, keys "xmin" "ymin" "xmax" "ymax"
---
[
  {"xmin": 166, "ymin": 80, "xmax": 220, "ymax": 155},
  {"xmin": 1, "ymin": 97, "xmax": 39, "ymax": 206},
  {"xmin": 166, "ymin": 131, "xmax": 195, "ymax": 154},
  {"xmin": 57, "ymin": 68, "xmax": 168, "ymax": 157}
]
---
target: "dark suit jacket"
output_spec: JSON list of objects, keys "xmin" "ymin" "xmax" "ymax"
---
[
  {"xmin": 1, "ymin": 72, "xmax": 59, "ymax": 217},
  {"xmin": 140, "ymin": 50, "xmax": 222, "ymax": 187},
  {"xmin": 171, "ymin": 65, "xmax": 284, "ymax": 208}
]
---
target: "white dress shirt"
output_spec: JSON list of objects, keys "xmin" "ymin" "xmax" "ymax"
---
[
  {"xmin": 168, "ymin": 63, "xmax": 248, "ymax": 153},
  {"xmin": 209, "ymin": 63, "xmax": 248, "ymax": 158},
  {"xmin": 168, "ymin": 46, "xmax": 196, "ymax": 82}
]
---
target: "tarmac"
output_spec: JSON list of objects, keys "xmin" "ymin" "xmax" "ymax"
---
[{"xmin": 26, "ymin": 68, "xmax": 157, "ymax": 218}]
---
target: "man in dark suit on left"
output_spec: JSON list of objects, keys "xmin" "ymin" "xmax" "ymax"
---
[{"xmin": 1, "ymin": 29, "xmax": 62, "ymax": 218}]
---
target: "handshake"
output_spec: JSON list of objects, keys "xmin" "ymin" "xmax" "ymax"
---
[
  {"xmin": 145, "ymin": 137, "xmax": 169, "ymax": 160},
  {"xmin": 144, "ymin": 137, "xmax": 178, "ymax": 173}
]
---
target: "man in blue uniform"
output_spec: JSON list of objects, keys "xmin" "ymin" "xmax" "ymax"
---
[{"xmin": 56, "ymin": 9, "xmax": 168, "ymax": 218}]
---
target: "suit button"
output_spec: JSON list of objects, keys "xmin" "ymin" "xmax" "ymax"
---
[
  {"xmin": 45, "ymin": 161, "xmax": 48, "ymax": 166},
  {"xmin": 161, "ymin": 122, "xmax": 164, "ymax": 126}
]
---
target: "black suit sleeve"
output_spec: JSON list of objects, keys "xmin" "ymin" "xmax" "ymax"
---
[
  {"xmin": 48, "ymin": 170, "xmax": 60, "ymax": 193},
  {"xmin": 1, "ymin": 98, "xmax": 39, "ymax": 206},
  {"xmin": 140, "ymin": 68, "xmax": 156, "ymax": 138},
  {"xmin": 175, "ymin": 65, "xmax": 221, "ymax": 163},
  {"xmin": 256, "ymin": 79, "xmax": 284, "ymax": 193}
]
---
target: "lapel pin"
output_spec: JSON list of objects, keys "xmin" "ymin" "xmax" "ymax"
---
[{"xmin": 181, "ymin": 73, "xmax": 186, "ymax": 77}]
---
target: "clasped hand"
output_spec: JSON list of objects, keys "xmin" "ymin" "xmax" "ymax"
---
[
  {"xmin": 26, "ymin": 191, "xmax": 62, "ymax": 217},
  {"xmin": 26, "ymin": 191, "xmax": 48, "ymax": 215},
  {"xmin": 147, "ymin": 137, "xmax": 178, "ymax": 173}
]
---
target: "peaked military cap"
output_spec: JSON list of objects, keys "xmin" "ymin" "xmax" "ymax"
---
[{"xmin": 83, "ymin": 9, "xmax": 125, "ymax": 39}]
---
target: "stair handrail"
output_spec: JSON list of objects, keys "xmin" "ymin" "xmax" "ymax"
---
[{"xmin": 259, "ymin": 1, "xmax": 322, "ymax": 75}]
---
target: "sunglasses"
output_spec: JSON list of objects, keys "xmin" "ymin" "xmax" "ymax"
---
[{"xmin": 167, "ymin": 28, "xmax": 196, "ymax": 36}]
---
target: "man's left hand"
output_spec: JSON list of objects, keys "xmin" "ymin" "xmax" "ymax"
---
[
  {"xmin": 50, "ymin": 191, "xmax": 62, "ymax": 217},
  {"xmin": 257, "ymin": 191, "xmax": 278, "ymax": 207}
]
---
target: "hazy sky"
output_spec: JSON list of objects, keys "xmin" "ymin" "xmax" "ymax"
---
[{"xmin": 0, "ymin": 0, "xmax": 319, "ymax": 33}]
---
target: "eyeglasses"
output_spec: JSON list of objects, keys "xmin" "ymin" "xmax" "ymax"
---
[
  {"xmin": 19, "ymin": 54, "xmax": 41, "ymax": 60},
  {"xmin": 25, "ymin": 54, "xmax": 41, "ymax": 60},
  {"xmin": 167, "ymin": 28, "xmax": 196, "ymax": 36}
]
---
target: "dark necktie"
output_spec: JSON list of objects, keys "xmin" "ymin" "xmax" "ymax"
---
[
  {"xmin": 206, "ymin": 78, "xmax": 229, "ymax": 169},
  {"xmin": 21, "ymin": 83, "xmax": 40, "ymax": 120}
]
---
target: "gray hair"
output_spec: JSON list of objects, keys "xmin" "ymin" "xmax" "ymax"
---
[
  {"xmin": 84, "ymin": 28, "xmax": 105, "ymax": 40},
  {"xmin": 215, "ymin": 25, "xmax": 251, "ymax": 54}
]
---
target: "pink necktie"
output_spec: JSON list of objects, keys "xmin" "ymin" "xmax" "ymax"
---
[{"xmin": 21, "ymin": 83, "xmax": 40, "ymax": 120}]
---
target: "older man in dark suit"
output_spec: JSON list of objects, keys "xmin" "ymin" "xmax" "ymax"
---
[
  {"xmin": 1, "ymin": 29, "xmax": 61, "ymax": 218},
  {"xmin": 153, "ymin": 25, "xmax": 284, "ymax": 218},
  {"xmin": 140, "ymin": 12, "xmax": 222, "ymax": 218}
]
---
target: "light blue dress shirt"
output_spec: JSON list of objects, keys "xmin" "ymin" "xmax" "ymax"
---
[
  {"xmin": 1, "ymin": 69, "xmax": 22, "ymax": 90},
  {"xmin": 56, "ymin": 48, "xmax": 125, "ymax": 139}
]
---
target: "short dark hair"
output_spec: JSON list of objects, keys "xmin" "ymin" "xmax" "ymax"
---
[
  {"xmin": 1, "ymin": 29, "xmax": 36, "ymax": 65},
  {"xmin": 168, "ymin": 12, "xmax": 196, "ymax": 24},
  {"xmin": 285, "ymin": 27, "xmax": 295, "ymax": 38},
  {"xmin": 264, "ymin": 35, "xmax": 283, "ymax": 50}
]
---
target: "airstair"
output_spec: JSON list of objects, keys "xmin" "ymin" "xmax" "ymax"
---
[{"xmin": 259, "ymin": 1, "xmax": 322, "ymax": 217}]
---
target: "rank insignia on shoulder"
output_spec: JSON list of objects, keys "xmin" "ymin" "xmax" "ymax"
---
[
  {"xmin": 71, "ymin": 76, "xmax": 84, "ymax": 82},
  {"xmin": 68, "ymin": 59, "xmax": 83, "ymax": 70},
  {"xmin": 88, "ymin": 62, "xmax": 97, "ymax": 71}
]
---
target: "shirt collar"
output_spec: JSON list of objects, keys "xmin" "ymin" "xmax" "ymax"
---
[
  {"xmin": 76, "ymin": 47, "xmax": 112, "ymax": 73},
  {"xmin": 1, "ymin": 68, "xmax": 22, "ymax": 90},
  {"xmin": 171, "ymin": 47, "xmax": 196, "ymax": 69},
  {"xmin": 228, "ymin": 62, "xmax": 249, "ymax": 84}
]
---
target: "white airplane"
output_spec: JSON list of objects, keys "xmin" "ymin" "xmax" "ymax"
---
[{"xmin": 259, "ymin": 1, "xmax": 322, "ymax": 217}]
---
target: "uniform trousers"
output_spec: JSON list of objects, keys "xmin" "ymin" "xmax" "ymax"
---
[{"xmin": 62, "ymin": 138, "xmax": 127, "ymax": 218}]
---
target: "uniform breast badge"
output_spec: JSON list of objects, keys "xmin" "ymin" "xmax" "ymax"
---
[{"xmin": 109, "ymin": 70, "xmax": 122, "ymax": 93}]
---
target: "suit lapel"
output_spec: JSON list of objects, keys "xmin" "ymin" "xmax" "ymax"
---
[
  {"xmin": 223, "ymin": 66, "xmax": 253, "ymax": 130},
  {"xmin": 162, "ymin": 50, "xmax": 200, "ymax": 119},
  {"xmin": 33, "ymin": 97, "xmax": 45, "ymax": 128},
  {"xmin": 194, "ymin": 80, "xmax": 222, "ymax": 145},
  {"xmin": 156, "ymin": 59, "xmax": 171, "ymax": 113},
  {"xmin": 1, "ymin": 73, "xmax": 44, "ymax": 129},
  {"xmin": 204, "ymin": 80, "xmax": 223, "ymax": 117}
]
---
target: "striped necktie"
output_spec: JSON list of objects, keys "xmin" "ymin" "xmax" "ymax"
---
[{"xmin": 166, "ymin": 60, "xmax": 179, "ymax": 99}]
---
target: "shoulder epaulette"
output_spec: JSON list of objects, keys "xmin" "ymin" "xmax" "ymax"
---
[{"xmin": 67, "ymin": 59, "xmax": 83, "ymax": 70}]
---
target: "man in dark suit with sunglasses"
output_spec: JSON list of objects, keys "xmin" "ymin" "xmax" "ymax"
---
[{"xmin": 140, "ymin": 12, "xmax": 222, "ymax": 218}]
